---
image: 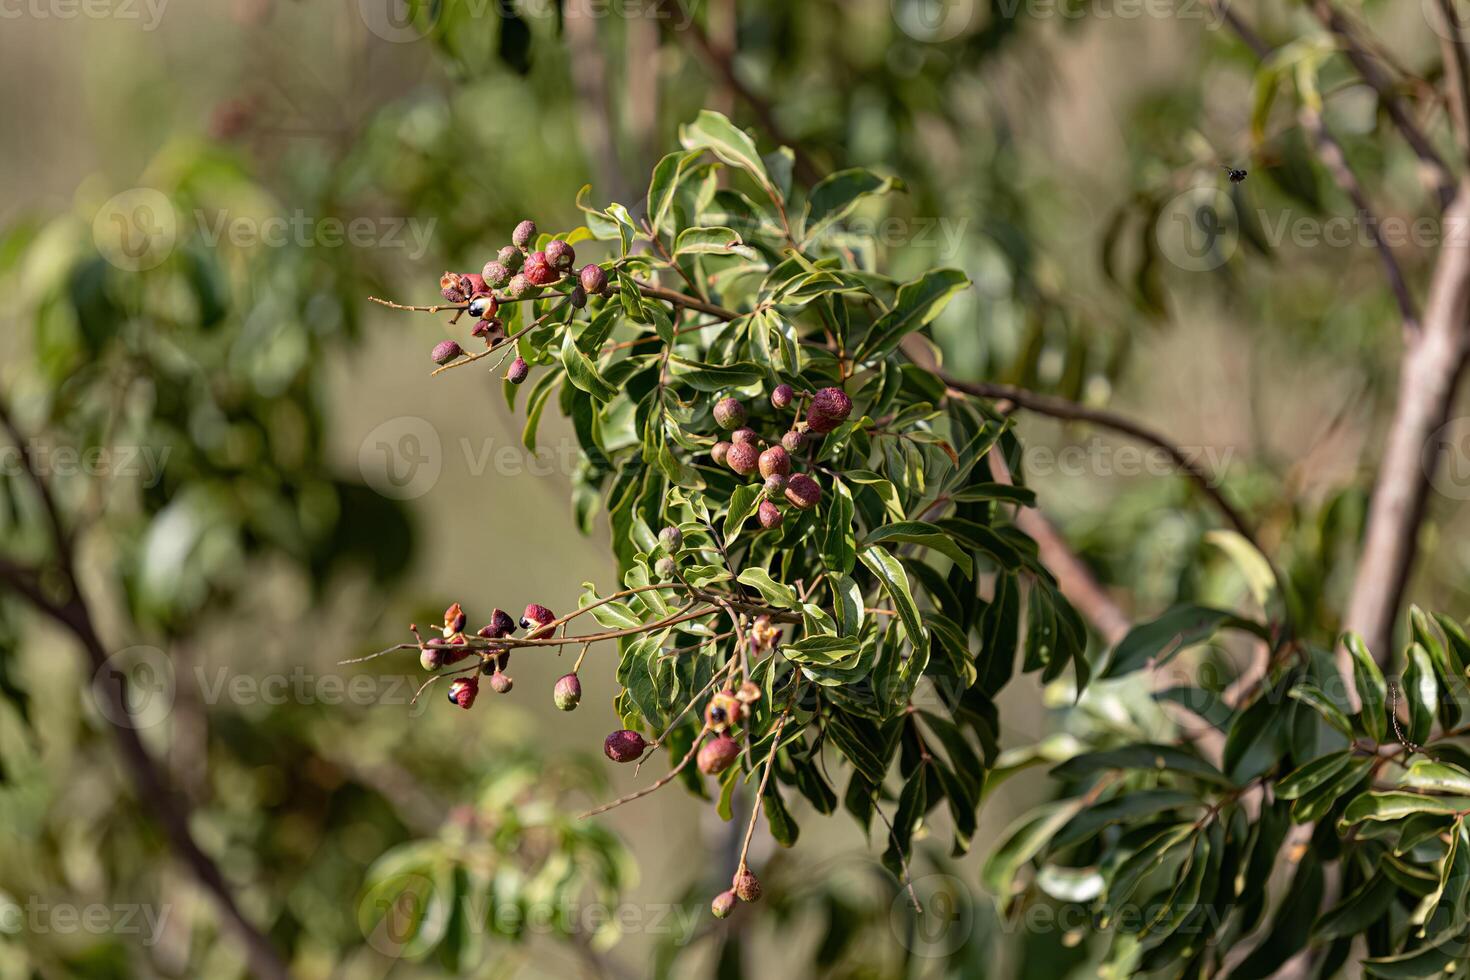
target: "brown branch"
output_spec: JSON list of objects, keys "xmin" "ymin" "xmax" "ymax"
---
[
  {"xmin": 939, "ymin": 375, "xmax": 1258, "ymax": 546},
  {"xmin": 1343, "ymin": 181, "xmax": 1470, "ymax": 672},
  {"xmin": 580, "ymin": 724, "xmax": 712, "ymax": 818},
  {"xmin": 1306, "ymin": 0, "xmax": 1458, "ymax": 210},
  {"xmin": 1299, "ymin": 104, "xmax": 1421, "ymax": 336},
  {"xmin": 1436, "ymin": 0, "xmax": 1470, "ymax": 168},
  {"xmin": 0, "ymin": 400, "xmax": 290, "ymax": 980}
]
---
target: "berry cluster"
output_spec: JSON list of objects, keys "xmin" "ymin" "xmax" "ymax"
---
[
  {"xmin": 709, "ymin": 384, "xmax": 852, "ymax": 530},
  {"xmin": 413, "ymin": 601, "xmax": 572, "ymax": 711},
  {"xmin": 429, "ymin": 219, "xmax": 610, "ymax": 383}
]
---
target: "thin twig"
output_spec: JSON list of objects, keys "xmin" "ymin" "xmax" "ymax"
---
[{"xmin": 581, "ymin": 724, "xmax": 711, "ymax": 818}]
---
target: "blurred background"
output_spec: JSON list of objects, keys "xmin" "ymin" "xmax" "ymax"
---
[{"xmin": 0, "ymin": 0, "xmax": 1463, "ymax": 976}]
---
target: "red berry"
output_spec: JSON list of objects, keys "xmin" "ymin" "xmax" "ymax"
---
[
  {"xmin": 806, "ymin": 387, "xmax": 852, "ymax": 434},
  {"xmin": 731, "ymin": 427, "xmax": 759, "ymax": 446},
  {"xmin": 758, "ymin": 499, "xmax": 784, "ymax": 529},
  {"xmin": 698, "ymin": 734, "xmax": 741, "ymax": 775},
  {"xmin": 431, "ymin": 340, "xmax": 463, "ymax": 365},
  {"xmin": 447, "ymin": 677, "xmax": 479, "ymax": 710},
  {"xmin": 711, "ymin": 442, "xmax": 732, "ymax": 466},
  {"xmin": 726, "ymin": 442, "xmax": 760, "ymax": 476},
  {"xmin": 524, "ymin": 252, "xmax": 558, "ymax": 286},
  {"xmin": 460, "ymin": 272, "xmax": 487, "ymax": 296},
  {"xmin": 507, "ymin": 357, "xmax": 529, "ymax": 384},
  {"xmin": 784, "ymin": 473, "xmax": 821, "ymax": 510},
  {"xmin": 771, "ymin": 384, "xmax": 794, "ymax": 409},
  {"xmin": 604, "ymin": 729, "xmax": 647, "ymax": 763},
  {"xmin": 521, "ymin": 603, "xmax": 555, "ymax": 636},
  {"xmin": 758, "ymin": 446, "xmax": 790, "ymax": 478}
]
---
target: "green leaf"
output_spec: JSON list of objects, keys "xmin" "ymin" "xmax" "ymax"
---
[
  {"xmin": 1345, "ymin": 632, "xmax": 1388, "ymax": 742},
  {"xmin": 803, "ymin": 168, "xmax": 903, "ymax": 244},
  {"xmin": 859, "ymin": 545, "xmax": 927, "ymax": 646},
  {"xmin": 723, "ymin": 484, "xmax": 760, "ymax": 544},
  {"xmin": 1287, "ymin": 682, "xmax": 1354, "ymax": 738},
  {"xmin": 558, "ymin": 331, "xmax": 618, "ymax": 402},
  {"xmin": 1051, "ymin": 744, "xmax": 1231, "ymax": 786},
  {"xmin": 1400, "ymin": 760, "xmax": 1470, "ymax": 796},
  {"xmin": 1204, "ymin": 529, "xmax": 1278, "ymax": 611},
  {"xmin": 1403, "ymin": 643, "xmax": 1438, "ymax": 746},
  {"xmin": 679, "ymin": 110, "xmax": 772, "ymax": 195},
  {"xmin": 1277, "ymin": 751, "xmax": 1353, "ymax": 801},
  {"xmin": 736, "ymin": 567, "xmax": 798, "ymax": 608},
  {"xmin": 1103, "ymin": 606, "xmax": 1266, "ymax": 679},
  {"xmin": 861, "ymin": 521, "xmax": 973, "ymax": 577},
  {"xmin": 859, "ymin": 269, "xmax": 969, "ymax": 361},
  {"xmin": 673, "ymin": 226, "xmax": 758, "ymax": 260},
  {"xmin": 981, "ymin": 797, "xmax": 1087, "ymax": 898},
  {"xmin": 783, "ymin": 634, "xmax": 862, "ymax": 667},
  {"xmin": 666, "ymin": 355, "xmax": 765, "ymax": 392},
  {"xmin": 1341, "ymin": 792, "xmax": 1470, "ymax": 824},
  {"xmin": 646, "ymin": 149, "xmax": 704, "ymax": 238}
]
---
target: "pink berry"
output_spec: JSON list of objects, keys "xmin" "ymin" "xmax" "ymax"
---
[
  {"xmin": 512, "ymin": 220, "xmax": 537, "ymax": 250},
  {"xmin": 711, "ymin": 890, "xmax": 736, "ymax": 919},
  {"xmin": 554, "ymin": 673, "xmax": 582, "ymax": 711},
  {"xmin": 579, "ymin": 264, "xmax": 609, "ymax": 295},
  {"xmin": 784, "ymin": 473, "xmax": 821, "ymax": 510},
  {"xmin": 713, "ymin": 398, "xmax": 747, "ymax": 430},
  {"xmin": 771, "ymin": 384, "xmax": 794, "ymax": 409},
  {"xmin": 758, "ymin": 499, "xmax": 784, "ymax": 529},
  {"xmin": 758, "ymin": 446, "xmax": 790, "ymax": 478},
  {"xmin": 431, "ymin": 340, "xmax": 463, "ymax": 365},
  {"xmin": 546, "ymin": 239, "xmax": 575, "ymax": 270},
  {"xmin": 806, "ymin": 387, "xmax": 852, "ymax": 434},
  {"xmin": 726, "ymin": 442, "xmax": 760, "ymax": 476},
  {"xmin": 698, "ymin": 734, "xmax": 741, "ymax": 775},
  {"xmin": 507, "ymin": 357, "xmax": 529, "ymax": 384}
]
